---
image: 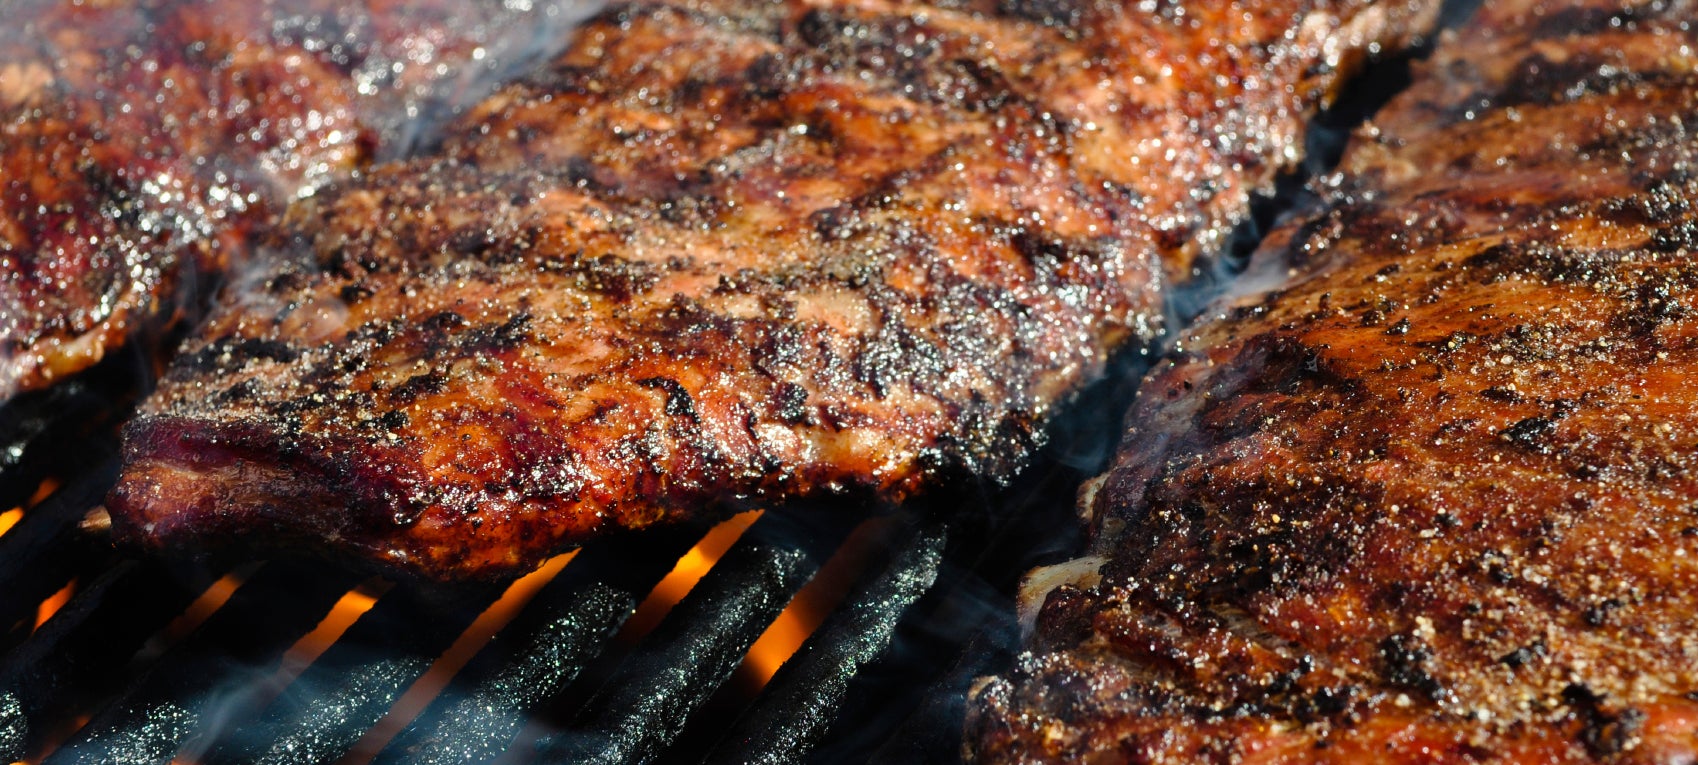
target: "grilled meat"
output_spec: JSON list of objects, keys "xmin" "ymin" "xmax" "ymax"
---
[
  {"xmin": 968, "ymin": 1, "xmax": 1698, "ymax": 761},
  {"xmin": 0, "ymin": 0, "xmax": 567, "ymax": 398},
  {"xmin": 108, "ymin": 0, "xmax": 1440, "ymax": 580}
]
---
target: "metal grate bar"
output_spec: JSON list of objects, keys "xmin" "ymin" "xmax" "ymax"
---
[
  {"xmin": 535, "ymin": 512, "xmax": 854, "ymax": 765},
  {"xmin": 0, "ymin": 364, "xmax": 136, "ymax": 508},
  {"xmin": 816, "ymin": 516, "xmax": 1039, "ymax": 765},
  {"xmin": 372, "ymin": 529, "xmax": 699, "ymax": 765},
  {"xmin": 198, "ymin": 580, "xmax": 506, "ymax": 765},
  {"xmin": 702, "ymin": 521, "xmax": 946, "ymax": 765},
  {"xmin": 0, "ymin": 558, "xmax": 221, "ymax": 761},
  {"xmin": 0, "ymin": 457, "xmax": 119, "ymax": 631},
  {"xmin": 42, "ymin": 560, "xmax": 364, "ymax": 765}
]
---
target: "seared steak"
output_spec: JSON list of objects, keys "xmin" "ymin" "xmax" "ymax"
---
[
  {"xmin": 0, "ymin": 0, "xmax": 568, "ymax": 398},
  {"xmin": 968, "ymin": 1, "xmax": 1698, "ymax": 761},
  {"xmin": 109, "ymin": 0, "xmax": 1439, "ymax": 580}
]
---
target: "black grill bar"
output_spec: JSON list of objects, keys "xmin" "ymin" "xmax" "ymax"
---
[
  {"xmin": 0, "ymin": 558, "xmax": 221, "ymax": 762},
  {"xmin": 0, "ymin": 456, "xmax": 119, "ymax": 631},
  {"xmin": 0, "ymin": 358, "xmax": 138, "ymax": 507},
  {"xmin": 196, "ymin": 580, "xmax": 506, "ymax": 765},
  {"xmin": 42, "ymin": 560, "xmax": 365, "ymax": 765},
  {"xmin": 372, "ymin": 529, "xmax": 699, "ymax": 765},
  {"xmin": 703, "ymin": 520, "xmax": 947, "ymax": 765},
  {"xmin": 535, "ymin": 511, "xmax": 854, "ymax": 765}
]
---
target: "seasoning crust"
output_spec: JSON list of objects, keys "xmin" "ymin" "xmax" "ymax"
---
[
  {"xmin": 110, "ymin": 0, "xmax": 1439, "ymax": 580},
  {"xmin": 969, "ymin": 2, "xmax": 1698, "ymax": 761}
]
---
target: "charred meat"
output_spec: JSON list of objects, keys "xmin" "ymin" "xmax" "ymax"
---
[
  {"xmin": 969, "ymin": 1, "xmax": 1698, "ymax": 761},
  {"xmin": 0, "ymin": 0, "xmax": 564, "ymax": 397},
  {"xmin": 108, "ymin": 0, "xmax": 1440, "ymax": 580}
]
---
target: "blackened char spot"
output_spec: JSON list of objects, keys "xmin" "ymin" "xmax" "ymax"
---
[
  {"xmin": 544, "ymin": 252, "xmax": 659, "ymax": 300},
  {"xmin": 1527, "ymin": 1, "xmax": 1683, "ymax": 39},
  {"xmin": 448, "ymin": 226, "xmax": 500, "ymax": 259},
  {"xmin": 1295, "ymin": 684, "xmax": 1358, "ymax": 721},
  {"xmin": 1564, "ymin": 683, "xmax": 1648, "ymax": 757},
  {"xmin": 464, "ymin": 313, "xmax": 533, "ymax": 353},
  {"xmin": 811, "ymin": 205, "xmax": 860, "ymax": 241},
  {"xmin": 1498, "ymin": 640, "xmax": 1546, "ymax": 669},
  {"xmin": 389, "ymin": 372, "xmax": 447, "ymax": 406},
  {"xmin": 743, "ymin": 52, "xmax": 788, "ymax": 100},
  {"xmin": 1480, "ymin": 386, "xmax": 1524, "ymax": 404},
  {"xmin": 181, "ymin": 337, "xmax": 299, "ymax": 375},
  {"xmin": 1011, "ymin": 229, "xmax": 1078, "ymax": 276},
  {"xmin": 1499, "ymin": 49, "xmax": 1686, "ymax": 108},
  {"xmin": 997, "ymin": 0, "xmax": 1087, "ymax": 32},
  {"xmin": 422, "ymin": 311, "xmax": 469, "ymax": 334},
  {"xmin": 796, "ymin": 7, "xmax": 852, "ymax": 46},
  {"xmin": 1649, "ymin": 219, "xmax": 1698, "ymax": 253},
  {"xmin": 636, "ymin": 376, "xmax": 698, "ymax": 419},
  {"xmin": 854, "ymin": 321, "xmax": 946, "ymax": 397},
  {"xmin": 1499, "ymin": 416, "xmax": 1558, "ymax": 454},
  {"xmin": 775, "ymin": 381, "xmax": 811, "ymax": 425},
  {"xmin": 1380, "ymin": 633, "xmax": 1445, "ymax": 701},
  {"xmin": 1599, "ymin": 179, "xmax": 1692, "ymax": 227},
  {"xmin": 340, "ymin": 284, "xmax": 375, "ymax": 303}
]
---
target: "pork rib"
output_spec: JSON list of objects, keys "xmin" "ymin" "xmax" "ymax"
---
[
  {"xmin": 109, "ymin": 0, "xmax": 1440, "ymax": 580},
  {"xmin": 969, "ymin": 1, "xmax": 1698, "ymax": 761},
  {"xmin": 0, "ymin": 0, "xmax": 570, "ymax": 398}
]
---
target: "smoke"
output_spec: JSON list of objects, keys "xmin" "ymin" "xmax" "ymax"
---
[
  {"xmin": 1170, "ymin": 0, "xmax": 1479, "ymax": 327},
  {"xmin": 364, "ymin": 0, "xmax": 611, "ymax": 161}
]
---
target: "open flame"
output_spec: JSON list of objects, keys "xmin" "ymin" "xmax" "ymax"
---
[
  {"xmin": 278, "ymin": 582, "xmax": 391, "ymax": 678},
  {"xmin": 1, "ymin": 476, "xmax": 62, "ymax": 542},
  {"xmin": 32, "ymin": 582, "xmax": 73, "ymax": 630}
]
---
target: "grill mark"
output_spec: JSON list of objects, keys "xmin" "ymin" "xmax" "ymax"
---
[{"xmin": 111, "ymin": 0, "xmax": 1436, "ymax": 588}]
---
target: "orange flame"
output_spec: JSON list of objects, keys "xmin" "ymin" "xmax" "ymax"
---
[
  {"xmin": 0, "ymin": 476, "xmax": 64, "ymax": 541},
  {"xmin": 27, "ymin": 478, "xmax": 60, "ymax": 507},
  {"xmin": 0, "ymin": 508, "xmax": 21, "ymax": 538},
  {"xmin": 34, "ymin": 580, "xmax": 76, "ymax": 629},
  {"xmin": 280, "ymin": 580, "xmax": 391, "ymax": 675},
  {"xmin": 157, "ymin": 569, "xmax": 250, "ymax": 647}
]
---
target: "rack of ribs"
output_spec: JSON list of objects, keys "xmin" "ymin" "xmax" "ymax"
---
[
  {"xmin": 0, "ymin": 0, "xmax": 572, "ymax": 398},
  {"xmin": 968, "ymin": 0, "xmax": 1698, "ymax": 761},
  {"xmin": 107, "ymin": 0, "xmax": 1442, "ymax": 580}
]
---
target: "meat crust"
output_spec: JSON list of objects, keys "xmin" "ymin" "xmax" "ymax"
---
[
  {"xmin": 108, "ymin": 0, "xmax": 1440, "ymax": 580},
  {"xmin": 968, "ymin": 2, "xmax": 1698, "ymax": 761},
  {"xmin": 0, "ymin": 0, "xmax": 567, "ymax": 397}
]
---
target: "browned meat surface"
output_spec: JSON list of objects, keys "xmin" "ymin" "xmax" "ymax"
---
[
  {"xmin": 0, "ymin": 0, "xmax": 569, "ymax": 397},
  {"xmin": 108, "ymin": 0, "xmax": 1440, "ymax": 580},
  {"xmin": 968, "ymin": 1, "xmax": 1698, "ymax": 761}
]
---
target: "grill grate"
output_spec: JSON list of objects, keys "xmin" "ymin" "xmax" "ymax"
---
[
  {"xmin": 0, "ymin": 383, "xmax": 1074, "ymax": 764},
  {"xmin": 370, "ymin": 531, "xmax": 701, "ymax": 765},
  {"xmin": 701, "ymin": 522, "xmax": 946, "ymax": 765},
  {"xmin": 537, "ymin": 514, "xmax": 845, "ymax": 764}
]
